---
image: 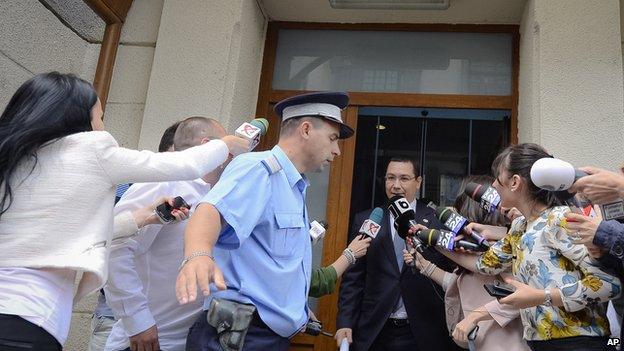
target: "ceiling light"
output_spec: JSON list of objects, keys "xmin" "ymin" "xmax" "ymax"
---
[
  {"xmin": 329, "ymin": 0, "xmax": 450, "ymax": 10},
  {"xmin": 376, "ymin": 124, "xmax": 386, "ymax": 130}
]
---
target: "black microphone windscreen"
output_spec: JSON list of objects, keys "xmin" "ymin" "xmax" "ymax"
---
[{"xmin": 464, "ymin": 182, "xmax": 484, "ymax": 201}]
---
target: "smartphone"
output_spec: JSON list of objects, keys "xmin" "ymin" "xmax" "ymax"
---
[
  {"xmin": 483, "ymin": 281, "xmax": 515, "ymax": 298},
  {"xmin": 155, "ymin": 196, "xmax": 190, "ymax": 223}
]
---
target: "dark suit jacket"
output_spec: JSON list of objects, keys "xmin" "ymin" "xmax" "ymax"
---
[{"xmin": 337, "ymin": 200, "xmax": 462, "ymax": 351}]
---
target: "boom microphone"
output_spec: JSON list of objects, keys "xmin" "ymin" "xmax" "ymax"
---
[
  {"xmin": 434, "ymin": 207, "xmax": 489, "ymax": 251},
  {"xmin": 235, "ymin": 118, "xmax": 269, "ymax": 151},
  {"xmin": 417, "ymin": 229, "xmax": 481, "ymax": 252},
  {"xmin": 359, "ymin": 207, "xmax": 383, "ymax": 239}
]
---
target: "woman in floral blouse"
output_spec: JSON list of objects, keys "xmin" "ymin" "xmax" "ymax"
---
[{"xmin": 443, "ymin": 143, "xmax": 621, "ymax": 351}]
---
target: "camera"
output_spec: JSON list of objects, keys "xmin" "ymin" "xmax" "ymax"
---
[{"xmin": 155, "ymin": 196, "xmax": 190, "ymax": 223}]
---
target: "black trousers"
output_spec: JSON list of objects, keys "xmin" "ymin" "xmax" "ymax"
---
[
  {"xmin": 368, "ymin": 319, "xmax": 419, "ymax": 351},
  {"xmin": 185, "ymin": 311, "xmax": 290, "ymax": 351},
  {"xmin": 0, "ymin": 314, "xmax": 61, "ymax": 351}
]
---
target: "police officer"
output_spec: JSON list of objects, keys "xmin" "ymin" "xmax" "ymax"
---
[{"xmin": 176, "ymin": 92, "xmax": 354, "ymax": 351}]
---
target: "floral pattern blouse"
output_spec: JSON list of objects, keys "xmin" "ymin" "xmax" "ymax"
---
[{"xmin": 476, "ymin": 206, "xmax": 621, "ymax": 341}]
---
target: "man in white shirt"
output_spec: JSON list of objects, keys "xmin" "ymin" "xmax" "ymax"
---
[{"xmin": 104, "ymin": 116, "xmax": 228, "ymax": 351}]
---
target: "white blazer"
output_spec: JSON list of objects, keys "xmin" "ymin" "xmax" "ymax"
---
[{"xmin": 0, "ymin": 131, "xmax": 228, "ymax": 302}]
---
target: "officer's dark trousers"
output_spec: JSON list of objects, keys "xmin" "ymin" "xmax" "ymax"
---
[{"xmin": 186, "ymin": 311, "xmax": 289, "ymax": 351}]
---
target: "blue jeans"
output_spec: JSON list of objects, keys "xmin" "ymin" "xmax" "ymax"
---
[{"xmin": 185, "ymin": 311, "xmax": 289, "ymax": 351}]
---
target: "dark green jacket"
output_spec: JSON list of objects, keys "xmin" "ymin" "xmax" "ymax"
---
[{"xmin": 309, "ymin": 266, "xmax": 338, "ymax": 298}]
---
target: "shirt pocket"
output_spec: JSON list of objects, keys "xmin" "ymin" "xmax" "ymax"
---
[{"xmin": 273, "ymin": 211, "xmax": 305, "ymax": 258}]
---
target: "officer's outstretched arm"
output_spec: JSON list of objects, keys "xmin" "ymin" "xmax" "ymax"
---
[{"xmin": 176, "ymin": 203, "xmax": 225, "ymax": 304}]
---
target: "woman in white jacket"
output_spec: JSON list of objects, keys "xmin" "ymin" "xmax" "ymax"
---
[{"xmin": 0, "ymin": 72, "xmax": 248, "ymax": 349}]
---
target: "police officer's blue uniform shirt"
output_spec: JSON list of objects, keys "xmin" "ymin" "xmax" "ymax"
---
[{"xmin": 200, "ymin": 145, "xmax": 311, "ymax": 338}]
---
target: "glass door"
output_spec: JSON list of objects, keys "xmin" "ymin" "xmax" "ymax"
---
[{"xmin": 349, "ymin": 107, "xmax": 509, "ymax": 225}]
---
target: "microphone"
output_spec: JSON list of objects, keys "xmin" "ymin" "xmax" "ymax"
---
[
  {"xmin": 531, "ymin": 158, "xmax": 624, "ymax": 220},
  {"xmin": 464, "ymin": 182, "xmax": 501, "ymax": 214},
  {"xmin": 416, "ymin": 229, "xmax": 481, "ymax": 252},
  {"xmin": 388, "ymin": 196, "xmax": 425, "ymax": 274},
  {"xmin": 530, "ymin": 158, "xmax": 587, "ymax": 191},
  {"xmin": 433, "ymin": 206, "xmax": 489, "ymax": 251},
  {"xmin": 359, "ymin": 207, "xmax": 383, "ymax": 239},
  {"xmin": 309, "ymin": 220, "xmax": 327, "ymax": 245},
  {"xmin": 340, "ymin": 338, "xmax": 349, "ymax": 351},
  {"xmin": 388, "ymin": 196, "xmax": 423, "ymax": 248},
  {"xmin": 235, "ymin": 118, "xmax": 269, "ymax": 151}
]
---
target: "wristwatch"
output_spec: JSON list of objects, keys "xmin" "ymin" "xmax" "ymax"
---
[{"xmin": 543, "ymin": 288, "xmax": 552, "ymax": 307}]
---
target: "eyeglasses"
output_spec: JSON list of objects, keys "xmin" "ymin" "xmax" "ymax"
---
[{"xmin": 384, "ymin": 175, "xmax": 416, "ymax": 184}]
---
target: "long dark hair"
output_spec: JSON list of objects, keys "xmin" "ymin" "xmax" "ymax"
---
[
  {"xmin": 491, "ymin": 143, "xmax": 561, "ymax": 207},
  {"xmin": 0, "ymin": 72, "xmax": 97, "ymax": 217}
]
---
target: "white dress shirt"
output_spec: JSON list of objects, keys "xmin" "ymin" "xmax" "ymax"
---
[{"xmin": 104, "ymin": 179, "xmax": 211, "ymax": 351}]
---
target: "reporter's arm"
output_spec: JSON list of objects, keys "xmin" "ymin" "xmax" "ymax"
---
[
  {"xmin": 452, "ymin": 305, "xmax": 492, "ymax": 343},
  {"xmin": 309, "ymin": 266, "xmax": 339, "ymax": 298},
  {"xmin": 483, "ymin": 297, "xmax": 520, "ymax": 327},
  {"xmin": 594, "ymin": 220, "xmax": 624, "ymax": 260},
  {"xmin": 438, "ymin": 249, "xmax": 482, "ymax": 274},
  {"xmin": 310, "ymin": 238, "xmax": 369, "ymax": 298},
  {"xmin": 93, "ymin": 131, "xmax": 231, "ymax": 185},
  {"xmin": 570, "ymin": 166, "xmax": 624, "ymax": 204},
  {"xmin": 411, "ymin": 250, "xmax": 456, "ymax": 290}
]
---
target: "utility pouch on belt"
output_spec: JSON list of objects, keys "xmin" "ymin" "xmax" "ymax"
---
[{"xmin": 206, "ymin": 298, "xmax": 256, "ymax": 351}]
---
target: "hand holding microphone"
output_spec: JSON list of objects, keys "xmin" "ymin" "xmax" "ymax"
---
[
  {"xmin": 416, "ymin": 228, "xmax": 481, "ymax": 252},
  {"xmin": 387, "ymin": 196, "xmax": 424, "ymax": 273},
  {"xmin": 347, "ymin": 235, "xmax": 372, "ymax": 259},
  {"xmin": 388, "ymin": 196, "xmax": 425, "ymax": 253},
  {"xmin": 335, "ymin": 328, "xmax": 352, "ymax": 348},
  {"xmin": 234, "ymin": 118, "xmax": 269, "ymax": 151},
  {"xmin": 359, "ymin": 207, "xmax": 383, "ymax": 239},
  {"xmin": 531, "ymin": 158, "xmax": 624, "ymax": 220},
  {"xmin": 569, "ymin": 166, "xmax": 624, "ymax": 205},
  {"xmin": 222, "ymin": 118, "xmax": 270, "ymax": 157},
  {"xmin": 431, "ymin": 205, "xmax": 489, "ymax": 251}
]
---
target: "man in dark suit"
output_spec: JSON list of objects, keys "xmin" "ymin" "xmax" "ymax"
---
[{"xmin": 335, "ymin": 156, "xmax": 461, "ymax": 351}]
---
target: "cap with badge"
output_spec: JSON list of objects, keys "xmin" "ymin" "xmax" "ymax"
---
[{"xmin": 274, "ymin": 91, "xmax": 354, "ymax": 139}]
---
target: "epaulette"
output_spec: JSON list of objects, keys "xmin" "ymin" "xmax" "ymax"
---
[{"xmin": 261, "ymin": 154, "xmax": 282, "ymax": 175}]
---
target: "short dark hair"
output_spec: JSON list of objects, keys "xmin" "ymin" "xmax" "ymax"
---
[
  {"xmin": 158, "ymin": 121, "xmax": 181, "ymax": 152},
  {"xmin": 387, "ymin": 155, "xmax": 420, "ymax": 177},
  {"xmin": 279, "ymin": 116, "xmax": 324, "ymax": 138},
  {"xmin": 173, "ymin": 116, "xmax": 223, "ymax": 151}
]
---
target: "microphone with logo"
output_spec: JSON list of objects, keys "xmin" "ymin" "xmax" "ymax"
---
[
  {"xmin": 359, "ymin": 207, "xmax": 383, "ymax": 239},
  {"xmin": 235, "ymin": 118, "xmax": 269, "ymax": 151},
  {"xmin": 430, "ymin": 204, "xmax": 489, "ymax": 251},
  {"xmin": 416, "ymin": 228, "xmax": 480, "ymax": 252},
  {"xmin": 388, "ymin": 195, "xmax": 425, "ymax": 273},
  {"xmin": 464, "ymin": 182, "xmax": 502, "ymax": 214},
  {"xmin": 531, "ymin": 158, "xmax": 624, "ymax": 221}
]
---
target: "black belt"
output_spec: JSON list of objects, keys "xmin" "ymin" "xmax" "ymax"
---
[{"xmin": 386, "ymin": 318, "xmax": 409, "ymax": 327}]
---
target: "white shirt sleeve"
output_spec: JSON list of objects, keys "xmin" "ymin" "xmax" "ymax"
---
[
  {"xmin": 92, "ymin": 131, "xmax": 229, "ymax": 185},
  {"xmin": 104, "ymin": 183, "xmax": 171, "ymax": 336},
  {"xmin": 112, "ymin": 211, "xmax": 139, "ymax": 241}
]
